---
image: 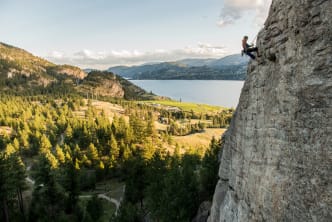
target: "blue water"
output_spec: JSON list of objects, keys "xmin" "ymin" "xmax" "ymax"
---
[{"xmin": 130, "ymin": 80, "xmax": 244, "ymax": 108}]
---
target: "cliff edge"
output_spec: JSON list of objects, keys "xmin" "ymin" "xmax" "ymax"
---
[{"xmin": 208, "ymin": 0, "xmax": 331, "ymax": 221}]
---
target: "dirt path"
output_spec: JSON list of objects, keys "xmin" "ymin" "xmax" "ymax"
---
[
  {"xmin": 25, "ymin": 177, "xmax": 35, "ymax": 185},
  {"xmin": 79, "ymin": 193, "xmax": 122, "ymax": 215},
  {"xmin": 25, "ymin": 166, "xmax": 35, "ymax": 185},
  {"xmin": 25, "ymin": 164, "xmax": 123, "ymax": 215}
]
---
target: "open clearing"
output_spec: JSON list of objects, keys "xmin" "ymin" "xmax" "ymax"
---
[
  {"xmin": 173, "ymin": 128, "xmax": 226, "ymax": 148},
  {"xmin": 0, "ymin": 126, "xmax": 12, "ymax": 135},
  {"xmin": 141, "ymin": 100, "xmax": 225, "ymax": 113}
]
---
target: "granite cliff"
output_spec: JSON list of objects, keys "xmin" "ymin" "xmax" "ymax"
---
[{"xmin": 208, "ymin": 0, "xmax": 331, "ymax": 221}]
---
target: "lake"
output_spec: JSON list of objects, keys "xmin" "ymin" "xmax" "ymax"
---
[{"xmin": 130, "ymin": 80, "xmax": 245, "ymax": 108}]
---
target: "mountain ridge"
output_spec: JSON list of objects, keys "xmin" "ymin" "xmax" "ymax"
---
[
  {"xmin": 0, "ymin": 42, "xmax": 153, "ymax": 100},
  {"xmin": 108, "ymin": 54, "xmax": 249, "ymax": 80}
]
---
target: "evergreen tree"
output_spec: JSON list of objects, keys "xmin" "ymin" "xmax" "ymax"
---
[
  {"xmin": 39, "ymin": 134, "xmax": 52, "ymax": 154},
  {"xmin": 62, "ymin": 156, "xmax": 80, "ymax": 213},
  {"xmin": 4, "ymin": 143, "xmax": 16, "ymax": 156},
  {"xmin": 124, "ymin": 155, "xmax": 146, "ymax": 208},
  {"xmin": 12, "ymin": 138, "xmax": 20, "ymax": 152},
  {"xmin": 55, "ymin": 145, "xmax": 65, "ymax": 164},
  {"xmin": 19, "ymin": 129, "xmax": 30, "ymax": 151},
  {"xmin": 129, "ymin": 114, "xmax": 147, "ymax": 143},
  {"xmin": 87, "ymin": 143, "xmax": 99, "ymax": 164},
  {"xmin": 146, "ymin": 114, "xmax": 157, "ymax": 138},
  {"xmin": 86, "ymin": 195, "xmax": 103, "ymax": 221},
  {"xmin": 0, "ymin": 153, "xmax": 26, "ymax": 222},
  {"xmin": 112, "ymin": 202, "xmax": 140, "ymax": 222},
  {"xmin": 44, "ymin": 151, "xmax": 58, "ymax": 169},
  {"xmin": 199, "ymin": 137, "xmax": 220, "ymax": 200},
  {"xmin": 29, "ymin": 155, "xmax": 65, "ymax": 221},
  {"xmin": 145, "ymin": 151, "xmax": 168, "ymax": 219},
  {"xmin": 109, "ymin": 133, "xmax": 119, "ymax": 167},
  {"xmin": 65, "ymin": 124, "xmax": 73, "ymax": 141}
]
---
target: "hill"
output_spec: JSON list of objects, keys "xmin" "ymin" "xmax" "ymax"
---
[
  {"xmin": 0, "ymin": 42, "xmax": 86, "ymax": 86},
  {"xmin": 178, "ymin": 54, "xmax": 249, "ymax": 67},
  {"xmin": 0, "ymin": 42, "xmax": 153, "ymax": 99},
  {"xmin": 108, "ymin": 54, "xmax": 249, "ymax": 80}
]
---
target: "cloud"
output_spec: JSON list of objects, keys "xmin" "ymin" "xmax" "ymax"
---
[
  {"xmin": 46, "ymin": 43, "xmax": 228, "ymax": 69},
  {"xmin": 217, "ymin": 0, "xmax": 272, "ymax": 27},
  {"xmin": 50, "ymin": 51, "xmax": 64, "ymax": 59}
]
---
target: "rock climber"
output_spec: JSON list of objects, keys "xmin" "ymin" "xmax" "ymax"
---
[{"xmin": 242, "ymin": 35, "xmax": 259, "ymax": 60}]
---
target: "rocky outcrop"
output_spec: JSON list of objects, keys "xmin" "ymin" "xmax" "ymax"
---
[
  {"xmin": 208, "ymin": 0, "xmax": 331, "ymax": 221},
  {"xmin": 52, "ymin": 65, "xmax": 87, "ymax": 79},
  {"xmin": 78, "ymin": 71, "xmax": 125, "ymax": 98},
  {"xmin": 193, "ymin": 201, "xmax": 212, "ymax": 222},
  {"xmin": 90, "ymin": 80, "xmax": 125, "ymax": 98},
  {"xmin": 0, "ymin": 43, "xmax": 152, "ymax": 100}
]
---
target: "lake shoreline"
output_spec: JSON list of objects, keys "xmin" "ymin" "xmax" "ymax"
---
[{"xmin": 130, "ymin": 80, "xmax": 244, "ymax": 108}]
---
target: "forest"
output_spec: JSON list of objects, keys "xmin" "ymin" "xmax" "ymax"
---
[{"xmin": 0, "ymin": 93, "xmax": 231, "ymax": 222}]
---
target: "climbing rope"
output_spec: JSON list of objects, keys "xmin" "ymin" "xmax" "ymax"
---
[{"xmin": 251, "ymin": 33, "xmax": 258, "ymax": 46}]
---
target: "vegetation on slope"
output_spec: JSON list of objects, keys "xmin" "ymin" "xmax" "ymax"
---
[
  {"xmin": 0, "ymin": 94, "xmax": 230, "ymax": 222},
  {"xmin": 0, "ymin": 42, "xmax": 234, "ymax": 222},
  {"xmin": 133, "ymin": 64, "xmax": 246, "ymax": 80},
  {"xmin": 141, "ymin": 100, "xmax": 229, "ymax": 113},
  {"xmin": 0, "ymin": 42, "xmax": 152, "ymax": 100}
]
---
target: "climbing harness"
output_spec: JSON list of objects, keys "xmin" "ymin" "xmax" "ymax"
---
[{"xmin": 241, "ymin": 33, "xmax": 259, "ymax": 58}]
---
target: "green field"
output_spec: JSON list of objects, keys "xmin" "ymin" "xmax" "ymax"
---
[
  {"xmin": 141, "ymin": 100, "xmax": 225, "ymax": 113},
  {"xmin": 173, "ymin": 128, "xmax": 226, "ymax": 149}
]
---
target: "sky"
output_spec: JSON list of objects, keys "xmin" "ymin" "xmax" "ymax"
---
[{"xmin": 0, "ymin": 0, "xmax": 272, "ymax": 69}]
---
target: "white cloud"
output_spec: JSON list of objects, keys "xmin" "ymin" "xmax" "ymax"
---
[
  {"xmin": 50, "ymin": 51, "xmax": 64, "ymax": 59},
  {"xmin": 73, "ymin": 49, "xmax": 107, "ymax": 60},
  {"xmin": 217, "ymin": 0, "xmax": 272, "ymax": 27},
  {"xmin": 46, "ymin": 43, "xmax": 229, "ymax": 69}
]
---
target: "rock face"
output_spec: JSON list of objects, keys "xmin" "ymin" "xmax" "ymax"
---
[
  {"xmin": 208, "ymin": 0, "xmax": 331, "ymax": 221},
  {"xmin": 193, "ymin": 201, "xmax": 212, "ymax": 222},
  {"xmin": 52, "ymin": 65, "xmax": 87, "ymax": 79}
]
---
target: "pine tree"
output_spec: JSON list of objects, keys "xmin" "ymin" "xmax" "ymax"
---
[
  {"xmin": 87, "ymin": 143, "xmax": 99, "ymax": 164},
  {"xmin": 117, "ymin": 116, "xmax": 127, "ymax": 139},
  {"xmin": 63, "ymin": 156, "xmax": 80, "ymax": 213},
  {"xmin": 19, "ymin": 130, "xmax": 30, "ymax": 151},
  {"xmin": 145, "ymin": 151, "xmax": 168, "ymax": 219},
  {"xmin": 109, "ymin": 134, "xmax": 119, "ymax": 167},
  {"xmin": 13, "ymin": 138, "xmax": 20, "ymax": 152},
  {"xmin": 199, "ymin": 137, "xmax": 220, "ymax": 200},
  {"xmin": 39, "ymin": 134, "xmax": 52, "ymax": 154},
  {"xmin": 65, "ymin": 124, "xmax": 73, "ymax": 141},
  {"xmin": 86, "ymin": 195, "xmax": 103, "ymax": 221},
  {"xmin": 4, "ymin": 143, "xmax": 16, "ymax": 157},
  {"xmin": 44, "ymin": 151, "xmax": 58, "ymax": 169},
  {"xmin": 0, "ymin": 153, "xmax": 26, "ymax": 222},
  {"xmin": 0, "ymin": 153, "xmax": 10, "ymax": 222},
  {"xmin": 129, "ymin": 114, "xmax": 147, "ymax": 143},
  {"xmin": 55, "ymin": 145, "xmax": 65, "ymax": 164},
  {"xmin": 120, "ymin": 140, "xmax": 131, "ymax": 161},
  {"xmin": 146, "ymin": 113, "xmax": 157, "ymax": 138},
  {"xmin": 29, "ymin": 155, "xmax": 65, "ymax": 221},
  {"xmin": 124, "ymin": 155, "xmax": 146, "ymax": 208}
]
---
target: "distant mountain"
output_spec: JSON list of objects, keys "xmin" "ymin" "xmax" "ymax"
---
[
  {"xmin": 108, "ymin": 54, "xmax": 249, "ymax": 80},
  {"xmin": 83, "ymin": 68, "xmax": 98, "ymax": 73},
  {"xmin": 178, "ymin": 54, "xmax": 249, "ymax": 67},
  {"xmin": 0, "ymin": 42, "xmax": 153, "ymax": 100},
  {"xmin": 176, "ymin": 58, "xmax": 216, "ymax": 67},
  {"xmin": 109, "ymin": 62, "xmax": 187, "ymax": 79}
]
